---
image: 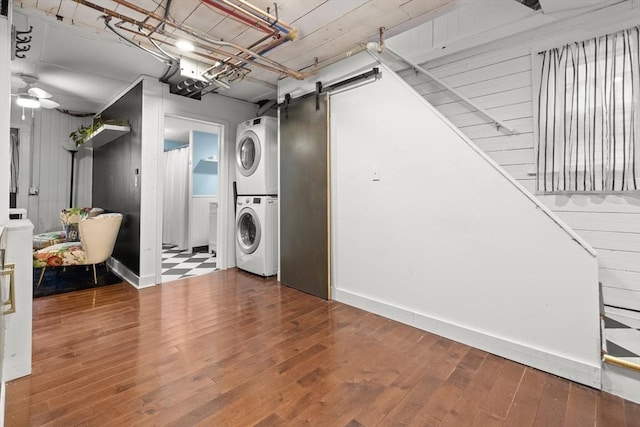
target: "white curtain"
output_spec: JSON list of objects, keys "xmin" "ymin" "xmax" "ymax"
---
[
  {"xmin": 537, "ymin": 26, "xmax": 640, "ymax": 192},
  {"xmin": 163, "ymin": 147, "xmax": 189, "ymax": 249}
]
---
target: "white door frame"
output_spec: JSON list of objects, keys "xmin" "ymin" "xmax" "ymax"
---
[{"xmin": 158, "ymin": 115, "xmax": 226, "ymax": 283}]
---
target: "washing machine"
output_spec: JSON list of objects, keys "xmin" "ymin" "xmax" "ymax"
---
[
  {"xmin": 235, "ymin": 116, "xmax": 278, "ymax": 195},
  {"xmin": 236, "ymin": 195, "xmax": 278, "ymax": 276}
]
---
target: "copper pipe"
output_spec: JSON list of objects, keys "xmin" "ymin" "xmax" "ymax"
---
[
  {"xmin": 216, "ymin": 0, "xmax": 292, "ymax": 39},
  {"xmin": 115, "ymin": 25, "xmax": 293, "ymax": 78},
  {"xmin": 200, "ymin": 0, "xmax": 276, "ymax": 35},
  {"xmin": 74, "ymin": 0, "xmax": 156, "ymax": 32},
  {"xmin": 219, "ymin": 32, "xmax": 290, "ymax": 72},
  {"xmin": 72, "ymin": 0, "xmax": 310, "ymax": 80},
  {"xmin": 233, "ymin": 0, "xmax": 296, "ymax": 34},
  {"xmin": 108, "ymin": 0, "xmax": 308, "ymax": 79}
]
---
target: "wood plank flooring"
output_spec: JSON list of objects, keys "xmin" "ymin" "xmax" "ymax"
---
[{"xmin": 6, "ymin": 269, "xmax": 640, "ymax": 426}]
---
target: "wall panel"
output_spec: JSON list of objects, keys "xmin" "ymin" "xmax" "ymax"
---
[
  {"xmin": 10, "ymin": 105, "xmax": 91, "ymax": 233},
  {"xmin": 400, "ymin": 27, "xmax": 640, "ymax": 310},
  {"xmin": 93, "ymin": 82, "xmax": 142, "ymax": 275},
  {"xmin": 331, "ymin": 63, "xmax": 600, "ymax": 387}
]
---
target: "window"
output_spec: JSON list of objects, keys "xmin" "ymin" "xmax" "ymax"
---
[{"xmin": 536, "ymin": 26, "xmax": 640, "ymax": 192}]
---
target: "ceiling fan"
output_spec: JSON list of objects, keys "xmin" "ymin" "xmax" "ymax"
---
[{"xmin": 12, "ymin": 74, "xmax": 60, "ymax": 110}]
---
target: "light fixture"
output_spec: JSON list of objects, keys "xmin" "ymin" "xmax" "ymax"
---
[
  {"xmin": 16, "ymin": 94, "xmax": 41, "ymax": 109},
  {"xmin": 176, "ymin": 40, "xmax": 195, "ymax": 52}
]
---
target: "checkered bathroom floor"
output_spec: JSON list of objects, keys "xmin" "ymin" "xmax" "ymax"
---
[
  {"xmin": 161, "ymin": 248, "xmax": 217, "ymax": 283},
  {"xmin": 603, "ymin": 306, "xmax": 640, "ymax": 366}
]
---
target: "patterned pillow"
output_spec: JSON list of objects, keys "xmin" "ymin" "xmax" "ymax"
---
[
  {"xmin": 60, "ymin": 207, "xmax": 105, "ymax": 242},
  {"xmin": 65, "ymin": 223, "xmax": 80, "ymax": 242},
  {"xmin": 95, "ymin": 213, "xmax": 122, "ymax": 219},
  {"xmin": 33, "ymin": 231, "xmax": 67, "ymax": 250}
]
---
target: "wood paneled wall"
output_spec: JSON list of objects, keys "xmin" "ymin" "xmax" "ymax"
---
[
  {"xmin": 398, "ymin": 45, "xmax": 640, "ymax": 310},
  {"xmin": 10, "ymin": 106, "xmax": 92, "ymax": 233}
]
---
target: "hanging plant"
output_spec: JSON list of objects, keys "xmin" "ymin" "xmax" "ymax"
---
[{"xmin": 70, "ymin": 115, "xmax": 129, "ymax": 147}]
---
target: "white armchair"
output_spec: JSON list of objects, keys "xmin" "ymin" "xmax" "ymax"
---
[{"xmin": 33, "ymin": 213, "xmax": 123, "ymax": 287}]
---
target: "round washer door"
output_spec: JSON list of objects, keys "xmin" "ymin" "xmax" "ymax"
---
[
  {"xmin": 236, "ymin": 130, "xmax": 262, "ymax": 177},
  {"xmin": 236, "ymin": 207, "xmax": 262, "ymax": 254}
]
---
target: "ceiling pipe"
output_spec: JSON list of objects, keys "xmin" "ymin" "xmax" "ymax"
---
[
  {"xmin": 162, "ymin": 0, "xmax": 172, "ymax": 31},
  {"xmin": 199, "ymin": 8, "xmax": 297, "ymax": 78},
  {"xmin": 114, "ymin": 24, "xmax": 298, "ymax": 79},
  {"xmin": 217, "ymin": 0, "xmax": 292, "ymax": 36},
  {"xmin": 234, "ymin": 0, "xmax": 297, "ymax": 35},
  {"xmin": 108, "ymin": 0, "xmax": 309, "ymax": 79},
  {"xmin": 200, "ymin": 0, "xmax": 279, "ymax": 35},
  {"xmin": 102, "ymin": 16, "xmax": 176, "ymax": 65},
  {"xmin": 72, "ymin": 0, "xmax": 311, "ymax": 80},
  {"xmin": 220, "ymin": 30, "xmax": 292, "ymax": 72}
]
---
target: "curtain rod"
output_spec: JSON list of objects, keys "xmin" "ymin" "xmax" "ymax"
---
[{"xmin": 537, "ymin": 23, "xmax": 640, "ymax": 54}]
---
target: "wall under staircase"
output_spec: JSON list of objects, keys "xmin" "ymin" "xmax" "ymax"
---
[
  {"xmin": 390, "ymin": 2, "xmax": 640, "ymax": 312},
  {"xmin": 320, "ymin": 60, "xmax": 601, "ymax": 388}
]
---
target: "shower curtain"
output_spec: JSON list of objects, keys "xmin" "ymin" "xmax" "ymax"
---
[{"xmin": 163, "ymin": 147, "xmax": 189, "ymax": 250}]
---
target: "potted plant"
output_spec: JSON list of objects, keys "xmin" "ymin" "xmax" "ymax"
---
[{"xmin": 69, "ymin": 115, "xmax": 129, "ymax": 147}]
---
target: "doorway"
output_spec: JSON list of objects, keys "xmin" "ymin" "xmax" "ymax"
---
[{"xmin": 161, "ymin": 115, "xmax": 222, "ymax": 283}]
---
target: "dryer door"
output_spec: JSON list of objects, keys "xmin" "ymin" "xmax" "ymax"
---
[
  {"xmin": 236, "ymin": 130, "xmax": 262, "ymax": 177},
  {"xmin": 236, "ymin": 207, "xmax": 262, "ymax": 254}
]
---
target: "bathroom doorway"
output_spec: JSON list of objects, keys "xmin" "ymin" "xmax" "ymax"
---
[{"xmin": 161, "ymin": 115, "xmax": 222, "ymax": 283}]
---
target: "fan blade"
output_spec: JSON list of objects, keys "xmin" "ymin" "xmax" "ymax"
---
[
  {"xmin": 28, "ymin": 87, "xmax": 53, "ymax": 99},
  {"xmin": 39, "ymin": 98, "xmax": 60, "ymax": 109}
]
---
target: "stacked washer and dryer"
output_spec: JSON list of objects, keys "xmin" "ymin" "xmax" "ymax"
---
[{"xmin": 235, "ymin": 116, "xmax": 279, "ymax": 276}]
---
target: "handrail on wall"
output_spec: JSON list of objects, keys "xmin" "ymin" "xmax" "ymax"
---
[{"xmin": 368, "ymin": 43, "xmax": 516, "ymax": 134}]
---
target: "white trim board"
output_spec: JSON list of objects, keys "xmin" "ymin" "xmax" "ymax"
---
[
  {"xmin": 107, "ymin": 257, "xmax": 155, "ymax": 289},
  {"xmin": 602, "ymin": 363, "xmax": 640, "ymax": 404}
]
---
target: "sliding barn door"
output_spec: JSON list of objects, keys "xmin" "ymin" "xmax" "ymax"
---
[{"xmin": 279, "ymin": 94, "xmax": 330, "ymax": 299}]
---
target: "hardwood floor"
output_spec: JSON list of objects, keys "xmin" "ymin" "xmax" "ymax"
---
[{"xmin": 6, "ymin": 269, "xmax": 640, "ymax": 426}]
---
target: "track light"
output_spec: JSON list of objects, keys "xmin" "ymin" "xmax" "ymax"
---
[{"xmin": 16, "ymin": 94, "xmax": 41, "ymax": 109}]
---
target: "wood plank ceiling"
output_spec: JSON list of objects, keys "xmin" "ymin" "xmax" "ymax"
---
[{"xmin": 12, "ymin": 0, "xmax": 457, "ymax": 104}]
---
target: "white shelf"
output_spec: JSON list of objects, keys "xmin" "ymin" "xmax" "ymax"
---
[
  {"xmin": 201, "ymin": 158, "xmax": 218, "ymax": 163},
  {"xmin": 82, "ymin": 124, "xmax": 130, "ymax": 149}
]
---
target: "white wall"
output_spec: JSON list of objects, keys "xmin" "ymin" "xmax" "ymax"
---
[
  {"xmin": 392, "ymin": 2, "xmax": 640, "ymax": 310},
  {"xmin": 1, "ymin": 14, "xmax": 13, "ymax": 427},
  {"xmin": 1, "ymin": 16, "xmax": 11, "ymax": 224},
  {"xmin": 10, "ymin": 106, "xmax": 92, "ymax": 233},
  {"xmin": 330, "ymin": 63, "xmax": 601, "ymax": 387}
]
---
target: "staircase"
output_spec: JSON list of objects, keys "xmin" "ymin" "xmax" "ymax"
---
[
  {"xmin": 600, "ymin": 299, "xmax": 640, "ymax": 403},
  {"xmin": 374, "ymin": 46, "xmax": 640, "ymax": 404}
]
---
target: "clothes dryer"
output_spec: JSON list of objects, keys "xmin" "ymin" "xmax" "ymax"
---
[
  {"xmin": 235, "ymin": 116, "xmax": 278, "ymax": 195},
  {"xmin": 235, "ymin": 195, "xmax": 278, "ymax": 276}
]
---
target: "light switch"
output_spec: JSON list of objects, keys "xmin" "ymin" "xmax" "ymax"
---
[{"xmin": 372, "ymin": 166, "xmax": 380, "ymax": 181}]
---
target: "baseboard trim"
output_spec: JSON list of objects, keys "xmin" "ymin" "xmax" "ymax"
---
[
  {"xmin": 107, "ymin": 258, "xmax": 156, "ymax": 289},
  {"xmin": 602, "ymin": 362, "xmax": 640, "ymax": 404},
  {"xmin": 333, "ymin": 288, "xmax": 601, "ymax": 389}
]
